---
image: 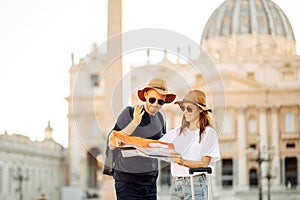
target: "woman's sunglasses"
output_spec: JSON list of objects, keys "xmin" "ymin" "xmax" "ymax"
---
[
  {"xmin": 180, "ymin": 106, "xmax": 195, "ymax": 113},
  {"xmin": 148, "ymin": 97, "xmax": 165, "ymax": 106}
]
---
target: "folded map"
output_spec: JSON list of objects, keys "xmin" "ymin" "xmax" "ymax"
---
[{"xmin": 112, "ymin": 130, "xmax": 175, "ymax": 161}]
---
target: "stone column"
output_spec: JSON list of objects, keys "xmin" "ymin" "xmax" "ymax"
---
[
  {"xmin": 2, "ymin": 164, "xmax": 8, "ymax": 198},
  {"xmin": 271, "ymin": 107, "xmax": 281, "ymax": 188},
  {"xmin": 233, "ymin": 158, "xmax": 238, "ymax": 189},
  {"xmin": 237, "ymin": 108, "xmax": 248, "ymax": 191},
  {"xmin": 69, "ymin": 116, "xmax": 81, "ymax": 186},
  {"xmin": 213, "ymin": 160, "xmax": 222, "ymax": 194},
  {"xmin": 281, "ymin": 157, "xmax": 285, "ymax": 188}
]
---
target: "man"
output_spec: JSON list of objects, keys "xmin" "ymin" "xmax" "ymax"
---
[{"xmin": 109, "ymin": 77, "xmax": 176, "ymax": 200}]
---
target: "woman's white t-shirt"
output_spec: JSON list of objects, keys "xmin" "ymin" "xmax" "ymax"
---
[{"xmin": 160, "ymin": 126, "xmax": 220, "ymax": 177}]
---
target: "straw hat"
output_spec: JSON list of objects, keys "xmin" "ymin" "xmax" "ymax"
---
[
  {"xmin": 175, "ymin": 90, "xmax": 212, "ymax": 112},
  {"xmin": 137, "ymin": 78, "xmax": 176, "ymax": 103}
]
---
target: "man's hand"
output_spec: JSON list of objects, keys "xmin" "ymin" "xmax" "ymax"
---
[
  {"xmin": 132, "ymin": 105, "xmax": 145, "ymax": 125},
  {"xmin": 108, "ymin": 133, "xmax": 122, "ymax": 150},
  {"xmin": 120, "ymin": 105, "xmax": 145, "ymax": 136}
]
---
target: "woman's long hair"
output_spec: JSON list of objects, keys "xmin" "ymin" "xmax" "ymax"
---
[{"xmin": 179, "ymin": 109, "xmax": 213, "ymax": 142}]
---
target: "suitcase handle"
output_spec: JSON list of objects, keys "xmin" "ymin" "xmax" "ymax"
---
[{"xmin": 189, "ymin": 167, "xmax": 212, "ymax": 174}]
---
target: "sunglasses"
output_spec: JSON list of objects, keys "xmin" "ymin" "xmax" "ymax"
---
[
  {"xmin": 148, "ymin": 97, "xmax": 165, "ymax": 106},
  {"xmin": 180, "ymin": 106, "xmax": 195, "ymax": 113}
]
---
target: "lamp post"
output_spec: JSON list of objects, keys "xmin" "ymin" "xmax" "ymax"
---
[
  {"xmin": 265, "ymin": 165, "xmax": 276, "ymax": 200},
  {"xmin": 248, "ymin": 147, "xmax": 274, "ymax": 200},
  {"xmin": 251, "ymin": 149, "xmax": 267, "ymax": 200},
  {"xmin": 13, "ymin": 167, "xmax": 28, "ymax": 200},
  {"xmin": 266, "ymin": 171, "xmax": 271, "ymax": 200}
]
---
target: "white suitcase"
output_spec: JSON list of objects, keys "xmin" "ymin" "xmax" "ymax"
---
[{"xmin": 189, "ymin": 167, "xmax": 212, "ymax": 200}]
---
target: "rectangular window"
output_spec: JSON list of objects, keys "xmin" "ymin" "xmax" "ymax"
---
[
  {"xmin": 91, "ymin": 74, "xmax": 99, "ymax": 87},
  {"xmin": 248, "ymin": 118, "xmax": 257, "ymax": 134},
  {"xmin": 286, "ymin": 143, "xmax": 295, "ymax": 148},
  {"xmin": 285, "ymin": 112, "xmax": 295, "ymax": 133},
  {"xmin": 223, "ymin": 114, "xmax": 233, "ymax": 134}
]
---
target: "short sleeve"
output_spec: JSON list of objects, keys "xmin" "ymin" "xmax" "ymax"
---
[
  {"xmin": 113, "ymin": 106, "xmax": 133, "ymax": 131},
  {"xmin": 201, "ymin": 127, "xmax": 220, "ymax": 163},
  {"xmin": 159, "ymin": 127, "xmax": 179, "ymax": 143}
]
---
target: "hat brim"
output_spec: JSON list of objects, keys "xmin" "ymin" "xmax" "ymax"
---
[
  {"xmin": 175, "ymin": 100, "xmax": 212, "ymax": 112},
  {"xmin": 138, "ymin": 87, "xmax": 176, "ymax": 103}
]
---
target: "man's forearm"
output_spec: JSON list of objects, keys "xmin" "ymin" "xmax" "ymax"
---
[{"xmin": 121, "ymin": 121, "xmax": 139, "ymax": 135}]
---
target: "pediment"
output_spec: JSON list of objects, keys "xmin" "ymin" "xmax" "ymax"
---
[{"xmin": 195, "ymin": 69, "xmax": 267, "ymax": 92}]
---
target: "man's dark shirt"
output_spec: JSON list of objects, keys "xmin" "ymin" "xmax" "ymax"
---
[{"xmin": 113, "ymin": 106, "xmax": 165, "ymax": 185}]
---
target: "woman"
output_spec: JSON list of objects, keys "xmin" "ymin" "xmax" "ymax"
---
[{"xmin": 160, "ymin": 90, "xmax": 220, "ymax": 200}]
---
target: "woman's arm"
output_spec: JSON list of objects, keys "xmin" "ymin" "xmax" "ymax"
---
[{"xmin": 171, "ymin": 152, "xmax": 211, "ymax": 168}]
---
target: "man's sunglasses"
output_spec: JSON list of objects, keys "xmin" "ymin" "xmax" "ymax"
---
[
  {"xmin": 180, "ymin": 106, "xmax": 195, "ymax": 113},
  {"xmin": 148, "ymin": 97, "xmax": 165, "ymax": 106}
]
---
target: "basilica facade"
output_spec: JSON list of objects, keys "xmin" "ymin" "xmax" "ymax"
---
[
  {"xmin": 200, "ymin": 0, "xmax": 299, "ymax": 192},
  {"xmin": 67, "ymin": 0, "xmax": 299, "ymax": 199}
]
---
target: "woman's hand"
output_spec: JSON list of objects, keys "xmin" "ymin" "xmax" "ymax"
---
[
  {"xmin": 132, "ymin": 105, "xmax": 145, "ymax": 125},
  {"xmin": 170, "ymin": 152, "xmax": 184, "ymax": 165}
]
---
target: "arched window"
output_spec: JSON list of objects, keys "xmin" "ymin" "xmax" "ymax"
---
[{"xmin": 285, "ymin": 112, "xmax": 295, "ymax": 133}]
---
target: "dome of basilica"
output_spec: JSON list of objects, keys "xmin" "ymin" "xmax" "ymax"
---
[{"xmin": 201, "ymin": 0, "xmax": 295, "ymax": 43}]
